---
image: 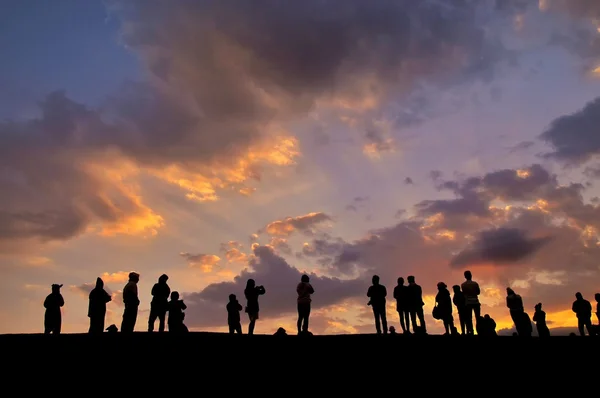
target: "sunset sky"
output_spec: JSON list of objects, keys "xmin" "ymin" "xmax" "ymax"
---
[{"xmin": 1, "ymin": 0, "xmax": 600, "ymax": 335}]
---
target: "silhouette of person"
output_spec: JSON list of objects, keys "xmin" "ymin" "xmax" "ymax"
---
[
  {"xmin": 406, "ymin": 275, "xmax": 426, "ymax": 333},
  {"xmin": 227, "ymin": 294, "xmax": 243, "ymax": 334},
  {"xmin": 482, "ymin": 314, "xmax": 497, "ymax": 336},
  {"xmin": 572, "ymin": 292, "xmax": 593, "ymax": 336},
  {"xmin": 367, "ymin": 275, "xmax": 388, "ymax": 334},
  {"xmin": 435, "ymin": 282, "xmax": 454, "ymax": 335},
  {"xmin": 461, "ymin": 270, "xmax": 480, "ymax": 335},
  {"xmin": 533, "ymin": 303, "xmax": 550, "ymax": 337},
  {"xmin": 88, "ymin": 277, "xmax": 112, "ymax": 334},
  {"xmin": 595, "ymin": 293, "xmax": 600, "ymax": 326},
  {"xmin": 393, "ymin": 277, "xmax": 410, "ymax": 334},
  {"xmin": 506, "ymin": 287, "xmax": 526, "ymax": 335},
  {"xmin": 121, "ymin": 272, "xmax": 140, "ymax": 333},
  {"xmin": 452, "ymin": 285, "xmax": 467, "ymax": 335},
  {"xmin": 297, "ymin": 274, "xmax": 314, "ymax": 334},
  {"xmin": 244, "ymin": 279, "xmax": 265, "ymax": 335},
  {"xmin": 148, "ymin": 274, "xmax": 170, "ymax": 332},
  {"xmin": 44, "ymin": 284, "xmax": 64, "ymax": 334},
  {"xmin": 167, "ymin": 291, "xmax": 188, "ymax": 332},
  {"xmin": 521, "ymin": 312, "xmax": 533, "ymax": 337}
]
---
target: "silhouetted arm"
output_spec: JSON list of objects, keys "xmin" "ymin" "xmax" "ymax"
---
[
  {"xmin": 308, "ymin": 284, "xmax": 314, "ymax": 294},
  {"xmin": 474, "ymin": 282, "xmax": 480, "ymax": 296},
  {"xmin": 257, "ymin": 286, "xmax": 266, "ymax": 295},
  {"xmin": 151, "ymin": 283, "xmax": 157, "ymax": 297},
  {"xmin": 393, "ymin": 287, "xmax": 398, "ymax": 300},
  {"xmin": 43, "ymin": 296, "xmax": 50, "ymax": 309},
  {"xmin": 58, "ymin": 294, "xmax": 64, "ymax": 307},
  {"xmin": 383, "ymin": 286, "xmax": 387, "ymax": 298},
  {"xmin": 166, "ymin": 286, "xmax": 171, "ymax": 298},
  {"xmin": 181, "ymin": 301, "xmax": 187, "ymax": 310},
  {"xmin": 104, "ymin": 290, "xmax": 112, "ymax": 303},
  {"xmin": 237, "ymin": 303, "xmax": 242, "ymax": 311},
  {"xmin": 572, "ymin": 301, "xmax": 576, "ymax": 313}
]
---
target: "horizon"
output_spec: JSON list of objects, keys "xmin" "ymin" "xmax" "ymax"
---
[{"xmin": 1, "ymin": 0, "xmax": 600, "ymax": 336}]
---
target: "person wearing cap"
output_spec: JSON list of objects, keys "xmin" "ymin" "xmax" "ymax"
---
[
  {"xmin": 43, "ymin": 284, "xmax": 64, "ymax": 334},
  {"xmin": 148, "ymin": 274, "xmax": 170, "ymax": 332},
  {"xmin": 121, "ymin": 272, "xmax": 140, "ymax": 333}
]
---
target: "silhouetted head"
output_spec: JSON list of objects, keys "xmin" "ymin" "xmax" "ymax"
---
[
  {"xmin": 129, "ymin": 272, "xmax": 140, "ymax": 283},
  {"xmin": 301, "ymin": 274, "xmax": 309, "ymax": 283},
  {"xmin": 51, "ymin": 284, "xmax": 62, "ymax": 293},
  {"xmin": 452, "ymin": 285, "xmax": 460, "ymax": 293},
  {"xmin": 95, "ymin": 277, "xmax": 104, "ymax": 288},
  {"xmin": 246, "ymin": 279, "xmax": 255, "ymax": 289},
  {"xmin": 464, "ymin": 270, "xmax": 472, "ymax": 280},
  {"xmin": 171, "ymin": 291, "xmax": 180, "ymax": 300},
  {"xmin": 595, "ymin": 293, "xmax": 600, "ymax": 302},
  {"xmin": 372, "ymin": 275, "xmax": 380, "ymax": 285},
  {"xmin": 535, "ymin": 302, "xmax": 542, "ymax": 311},
  {"xmin": 575, "ymin": 292, "xmax": 583, "ymax": 300},
  {"xmin": 506, "ymin": 287, "xmax": 515, "ymax": 296},
  {"xmin": 437, "ymin": 282, "xmax": 447, "ymax": 290},
  {"xmin": 484, "ymin": 314, "xmax": 491, "ymax": 320},
  {"xmin": 407, "ymin": 275, "xmax": 415, "ymax": 284},
  {"xmin": 397, "ymin": 277, "xmax": 404, "ymax": 285},
  {"xmin": 159, "ymin": 274, "xmax": 169, "ymax": 283},
  {"xmin": 229, "ymin": 294, "xmax": 236, "ymax": 302}
]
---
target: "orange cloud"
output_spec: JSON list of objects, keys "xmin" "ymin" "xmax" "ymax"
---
[
  {"xmin": 180, "ymin": 252, "xmax": 221, "ymax": 272},
  {"xmin": 99, "ymin": 271, "xmax": 131, "ymax": 283},
  {"xmin": 263, "ymin": 212, "xmax": 332, "ymax": 237}
]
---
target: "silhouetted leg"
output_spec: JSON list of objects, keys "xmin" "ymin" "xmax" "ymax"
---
[
  {"xmin": 229, "ymin": 324, "xmax": 235, "ymax": 334},
  {"xmin": 473, "ymin": 304, "xmax": 481, "ymax": 331},
  {"xmin": 56, "ymin": 318, "xmax": 61, "ymax": 334},
  {"xmin": 398, "ymin": 311, "xmax": 406, "ymax": 332},
  {"xmin": 158, "ymin": 310, "xmax": 166, "ymax": 332},
  {"xmin": 248, "ymin": 313, "xmax": 257, "ymax": 335},
  {"xmin": 458, "ymin": 310, "xmax": 466, "ymax": 334},
  {"xmin": 409, "ymin": 311, "xmax": 417, "ymax": 332},
  {"xmin": 584, "ymin": 319, "xmax": 593, "ymax": 336},
  {"xmin": 297, "ymin": 303, "xmax": 303, "ymax": 333},
  {"xmin": 417, "ymin": 307, "xmax": 426, "ymax": 332},
  {"xmin": 303, "ymin": 305, "xmax": 311, "ymax": 332},
  {"xmin": 379, "ymin": 308, "xmax": 387, "ymax": 334},
  {"xmin": 373, "ymin": 309, "xmax": 381, "ymax": 334},
  {"xmin": 236, "ymin": 324, "xmax": 242, "ymax": 334},
  {"xmin": 403, "ymin": 310, "xmax": 411, "ymax": 332},
  {"xmin": 465, "ymin": 306, "xmax": 474, "ymax": 334},
  {"xmin": 148, "ymin": 307, "xmax": 157, "ymax": 332}
]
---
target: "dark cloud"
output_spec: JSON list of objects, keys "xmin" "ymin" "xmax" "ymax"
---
[
  {"xmin": 449, "ymin": 227, "xmax": 552, "ymax": 268},
  {"xmin": 404, "ymin": 177, "xmax": 414, "ymax": 185},
  {"xmin": 182, "ymin": 245, "xmax": 364, "ymax": 328},
  {"xmin": 509, "ymin": 140, "xmax": 535, "ymax": 153},
  {"xmin": 539, "ymin": 97, "xmax": 600, "ymax": 164}
]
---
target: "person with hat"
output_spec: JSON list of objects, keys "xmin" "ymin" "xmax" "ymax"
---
[
  {"xmin": 43, "ymin": 284, "xmax": 64, "ymax": 334},
  {"xmin": 88, "ymin": 277, "xmax": 112, "ymax": 334}
]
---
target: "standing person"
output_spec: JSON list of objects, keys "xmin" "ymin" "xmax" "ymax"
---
[
  {"xmin": 533, "ymin": 303, "xmax": 550, "ymax": 337},
  {"xmin": 367, "ymin": 275, "xmax": 388, "ymax": 334},
  {"xmin": 434, "ymin": 282, "xmax": 455, "ymax": 335},
  {"xmin": 461, "ymin": 270, "xmax": 480, "ymax": 335},
  {"xmin": 406, "ymin": 276, "xmax": 426, "ymax": 333},
  {"xmin": 594, "ymin": 293, "xmax": 600, "ymax": 326},
  {"xmin": 121, "ymin": 272, "xmax": 140, "ymax": 333},
  {"xmin": 393, "ymin": 277, "xmax": 410, "ymax": 334},
  {"xmin": 148, "ymin": 274, "xmax": 170, "ymax": 332},
  {"xmin": 452, "ymin": 285, "xmax": 467, "ymax": 335},
  {"xmin": 297, "ymin": 274, "xmax": 314, "ymax": 334},
  {"xmin": 506, "ymin": 287, "xmax": 526, "ymax": 335},
  {"xmin": 244, "ymin": 279, "xmax": 266, "ymax": 335},
  {"xmin": 572, "ymin": 292, "xmax": 594, "ymax": 336},
  {"xmin": 88, "ymin": 277, "xmax": 112, "ymax": 334},
  {"xmin": 44, "ymin": 284, "xmax": 64, "ymax": 334},
  {"xmin": 227, "ymin": 294, "xmax": 243, "ymax": 334}
]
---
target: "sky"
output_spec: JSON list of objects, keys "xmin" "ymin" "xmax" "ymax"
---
[{"xmin": 1, "ymin": 0, "xmax": 600, "ymax": 336}]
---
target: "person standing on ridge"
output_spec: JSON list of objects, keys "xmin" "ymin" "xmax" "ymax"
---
[
  {"xmin": 88, "ymin": 277, "xmax": 112, "ymax": 334},
  {"xmin": 121, "ymin": 272, "xmax": 140, "ymax": 333},
  {"xmin": 44, "ymin": 284, "xmax": 64, "ymax": 334},
  {"xmin": 367, "ymin": 275, "xmax": 388, "ymax": 334},
  {"xmin": 407, "ymin": 275, "xmax": 426, "ymax": 333},
  {"xmin": 244, "ymin": 279, "xmax": 266, "ymax": 335},
  {"xmin": 297, "ymin": 274, "xmax": 314, "ymax": 335},
  {"xmin": 461, "ymin": 270, "xmax": 480, "ymax": 335},
  {"xmin": 148, "ymin": 274, "xmax": 170, "ymax": 332},
  {"xmin": 572, "ymin": 292, "xmax": 594, "ymax": 336},
  {"xmin": 393, "ymin": 277, "xmax": 410, "ymax": 334}
]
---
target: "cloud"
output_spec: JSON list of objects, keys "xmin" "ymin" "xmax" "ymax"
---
[
  {"xmin": 539, "ymin": 96, "xmax": 600, "ymax": 164},
  {"xmin": 449, "ymin": 227, "xmax": 552, "ymax": 268},
  {"xmin": 69, "ymin": 283, "xmax": 123, "ymax": 307},
  {"xmin": 180, "ymin": 252, "xmax": 222, "ymax": 272},
  {"xmin": 182, "ymin": 244, "xmax": 364, "ymax": 328},
  {"xmin": 99, "ymin": 271, "xmax": 131, "ymax": 283},
  {"xmin": 261, "ymin": 212, "xmax": 332, "ymax": 237}
]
